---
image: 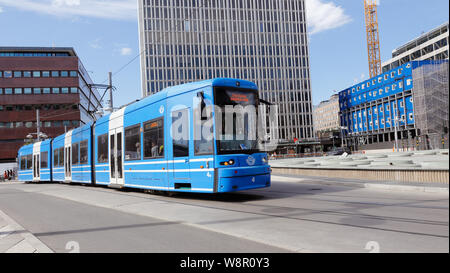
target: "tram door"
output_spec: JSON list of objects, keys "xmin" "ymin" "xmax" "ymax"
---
[
  {"xmin": 171, "ymin": 108, "xmax": 191, "ymax": 182},
  {"xmin": 64, "ymin": 145, "xmax": 71, "ymax": 180},
  {"xmin": 109, "ymin": 128, "xmax": 124, "ymax": 186},
  {"xmin": 33, "ymin": 154, "xmax": 40, "ymax": 181}
]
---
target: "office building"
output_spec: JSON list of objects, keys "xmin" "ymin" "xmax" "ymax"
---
[
  {"xmin": 382, "ymin": 22, "xmax": 449, "ymax": 72},
  {"xmin": 138, "ymin": 0, "xmax": 314, "ymax": 141},
  {"xmin": 0, "ymin": 47, "xmax": 102, "ymax": 162},
  {"xmin": 313, "ymin": 94, "xmax": 340, "ymax": 138},
  {"xmin": 339, "ymin": 60, "xmax": 448, "ymax": 150}
]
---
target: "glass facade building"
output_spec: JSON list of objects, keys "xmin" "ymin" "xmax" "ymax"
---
[{"xmin": 138, "ymin": 0, "xmax": 314, "ymax": 141}]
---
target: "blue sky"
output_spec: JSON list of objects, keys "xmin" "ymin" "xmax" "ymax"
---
[{"xmin": 0, "ymin": 0, "xmax": 448, "ymax": 108}]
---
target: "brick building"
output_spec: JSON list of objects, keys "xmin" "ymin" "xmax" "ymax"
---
[{"xmin": 0, "ymin": 47, "xmax": 102, "ymax": 163}]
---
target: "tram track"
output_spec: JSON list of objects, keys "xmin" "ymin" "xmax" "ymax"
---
[{"xmin": 18, "ymin": 182, "xmax": 448, "ymax": 239}]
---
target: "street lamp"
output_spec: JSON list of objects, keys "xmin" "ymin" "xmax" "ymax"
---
[{"xmin": 26, "ymin": 132, "xmax": 48, "ymax": 142}]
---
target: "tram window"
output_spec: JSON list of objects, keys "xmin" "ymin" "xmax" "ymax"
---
[
  {"xmin": 58, "ymin": 148, "xmax": 64, "ymax": 167},
  {"xmin": 53, "ymin": 149, "xmax": 58, "ymax": 167},
  {"xmin": 171, "ymin": 110, "xmax": 189, "ymax": 158},
  {"xmin": 20, "ymin": 156, "xmax": 26, "ymax": 170},
  {"xmin": 41, "ymin": 152, "xmax": 48, "ymax": 169},
  {"xmin": 72, "ymin": 142, "xmax": 79, "ymax": 165},
  {"xmin": 125, "ymin": 125, "xmax": 141, "ymax": 161},
  {"xmin": 26, "ymin": 154, "xmax": 32, "ymax": 170},
  {"xmin": 97, "ymin": 134, "xmax": 108, "ymax": 163},
  {"xmin": 194, "ymin": 96, "xmax": 214, "ymax": 155},
  {"xmin": 143, "ymin": 118, "xmax": 164, "ymax": 159},
  {"xmin": 79, "ymin": 140, "xmax": 88, "ymax": 165}
]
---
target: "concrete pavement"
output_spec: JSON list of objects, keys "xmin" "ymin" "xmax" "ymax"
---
[
  {"xmin": 0, "ymin": 209, "xmax": 53, "ymax": 253},
  {"xmin": 0, "ymin": 186, "xmax": 286, "ymax": 253},
  {"xmin": 0, "ymin": 178, "xmax": 448, "ymax": 253}
]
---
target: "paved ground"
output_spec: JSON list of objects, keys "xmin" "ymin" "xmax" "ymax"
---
[
  {"xmin": 270, "ymin": 149, "xmax": 449, "ymax": 170},
  {"xmin": 0, "ymin": 177, "xmax": 448, "ymax": 253}
]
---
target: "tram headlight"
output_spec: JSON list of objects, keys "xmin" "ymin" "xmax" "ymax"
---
[
  {"xmin": 262, "ymin": 156, "xmax": 268, "ymax": 163},
  {"xmin": 220, "ymin": 159, "xmax": 235, "ymax": 166}
]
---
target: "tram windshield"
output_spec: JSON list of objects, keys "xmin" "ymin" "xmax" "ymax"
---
[{"xmin": 214, "ymin": 87, "xmax": 261, "ymax": 155}]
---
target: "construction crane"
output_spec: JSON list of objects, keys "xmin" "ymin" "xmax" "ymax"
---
[{"xmin": 364, "ymin": 0, "xmax": 382, "ymax": 78}]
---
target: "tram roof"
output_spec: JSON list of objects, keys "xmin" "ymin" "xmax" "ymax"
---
[{"xmin": 97, "ymin": 78, "xmax": 258, "ymax": 123}]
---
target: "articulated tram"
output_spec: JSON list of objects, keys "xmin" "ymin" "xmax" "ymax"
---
[{"xmin": 18, "ymin": 79, "xmax": 271, "ymax": 193}]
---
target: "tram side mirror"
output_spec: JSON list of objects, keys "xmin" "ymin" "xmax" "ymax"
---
[{"xmin": 197, "ymin": 92, "xmax": 208, "ymax": 121}]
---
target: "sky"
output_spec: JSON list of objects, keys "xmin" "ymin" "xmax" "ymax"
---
[{"xmin": 0, "ymin": 0, "xmax": 448, "ymax": 108}]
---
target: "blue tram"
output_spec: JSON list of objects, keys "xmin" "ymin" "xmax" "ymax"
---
[{"xmin": 17, "ymin": 79, "xmax": 271, "ymax": 193}]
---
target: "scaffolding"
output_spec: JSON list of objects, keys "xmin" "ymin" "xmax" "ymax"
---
[{"xmin": 412, "ymin": 61, "xmax": 449, "ymax": 149}]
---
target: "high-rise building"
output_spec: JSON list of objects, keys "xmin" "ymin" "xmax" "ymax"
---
[
  {"xmin": 0, "ymin": 47, "xmax": 102, "ymax": 163},
  {"xmin": 382, "ymin": 22, "xmax": 449, "ymax": 72},
  {"xmin": 138, "ymin": 0, "xmax": 313, "ymax": 142}
]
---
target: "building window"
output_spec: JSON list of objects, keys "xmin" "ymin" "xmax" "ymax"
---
[
  {"xmin": 124, "ymin": 124, "xmax": 141, "ymax": 161},
  {"xmin": 61, "ymin": 88, "xmax": 69, "ymax": 94},
  {"xmin": 14, "ymin": 88, "xmax": 23, "ymax": 94},
  {"xmin": 32, "ymin": 71, "xmax": 41, "ymax": 78},
  {"xmin": 70, "ymin": 87, "xmax": 78, "ymax": 94},
  {"xmin": 24, "ymin": 88, "xmax": 32, "ymax": 94},
  {"xmin": 43, "ymin": 88, "xmax": 51, "ymax": 94},
  {"xmin": 70, "ymin": 71, "xmax": 78, "ymax": 77},
  {"xmin": 34, "ymin": 88, "xmax": 41, "ymax": 94},
  {"xmin": 52, "ymin": 88, "xmax": 60, "ymax": 94},
  {"xmin": 4, "ymin": 71, "xmax": 12, "ymax": 78},
  {"xmin": 61, "ymin": 71, "xmax": 69, "ymax": 77},
  {"xmin": 23, "ymin": 71, "xmax": 31, "ymax": 78},
  {"xmin": 42, "ymin": 71, "xmax": 50, "ymax": 78},
  {"xmin": 51, "ymin": 71, "xmax": 59, "ymax": 77}
]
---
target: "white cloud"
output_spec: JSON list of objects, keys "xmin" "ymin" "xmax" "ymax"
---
[
  {"xmin": 120, "ymin": 47, "xmax": 132, "ymax": 56},
  {"xmin": 0, "ymin": 0, "xmax": 136, "ymax": 20},
  {"xmin": 89, "ymin": 38, "xmax": 102, "ymax": 49},
  {"xmin": 52, "ymin": 0, "xmax": 81, "ymax": 7},
  {"xmin": 0, "ymin": 0, "xmax": 351, "ymax": 36},
  {"xmin": 305, "ymin": 0, "xmax": 352, "ymax": 35}
]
